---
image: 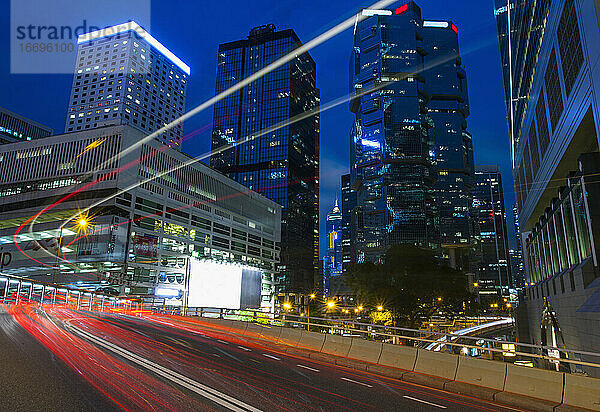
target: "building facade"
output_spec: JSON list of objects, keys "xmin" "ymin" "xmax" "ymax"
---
[
  {"xmin": 473, "ymin": 166, "xmax": 511, "ymax": 301},
  {"xmin": 511, "ymin": 203, "xmax": 525, "ymax": 289},
  {"xmin": 65, "ymin": 22, "xmax": 189, "ymax": 147},
  {"xmin": 0, "ymin": 107, "xmax": 52, "ymax": 144},
  {"xmin": 495, "ymin": 0, "xmax": 600, "ymax": 359},
  {"xmin": 210, "ymin": 25, "xmax": 320, "ymax": 295},
  {"xmin": 0, "ymin": 125, "xmax": 281, "ymax": 308}
]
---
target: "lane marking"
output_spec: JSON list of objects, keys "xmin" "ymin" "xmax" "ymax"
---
[
  {"xmin": 69, "ymin": 325, "xmax": 262, "ymax": 412},
  {"xmin": 341, "ymin": 377, "xmax": 373, "ymax": 388},
  {"xmin": 237, "ymin": 345, "xmax": 251, "ymax": 351},
  {"xmin": 403, "ymin": 396, "xmax": 447, "ymax": 409},
  {"xmin": 215, "ymin": 347, "xmax": 242, "ymax": 362},
  {"xmin": 296, "ymin": 364, "xmax": 320, "ymax": 372},
  {"xmin": 262, "ymin": 354, "xmax": 280, "ymax": 361},
  {"xmin": 217, "ymin": 339, "xmax": 229, "ymax": 345}
]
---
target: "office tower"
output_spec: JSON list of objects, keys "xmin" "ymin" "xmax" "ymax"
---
[
  {"xmin": 0, "ymin": 125, "xmax": 281, "ymax": 308},
  {"xmin": 210, "ymin": 25, "xmax": 320, "ymax": 295},
  {"xmin": 495, "ymin": 0, "xmax": 600, "ymax": 359},
  {"xmin": 324, "ymin": 199, "xmax": 342, "ymax": 292},
  {"xmin": 422, "ymin": 21, "xmax": 475, "ymax": 270},
  {"xmin": 341, "ymin": 173, "xmax": 357, "ymax": 272},
  {"xmin": 0, "ymin": 107, "xmax": 52, "ymax": 144},
  {"xmin": 349, "ymin": 3, "xmax": 438, "ymax": 264},
  {"xmin": 65, "ymin": 21, "xmax": 189, "ymax": 147},
  {"xmin": 473, "ymin": 166, "xmax": 511, "ymax": 301},
  {"xmin": 511, "ymin": 203, "xmax": 525, "ymax": 289}
]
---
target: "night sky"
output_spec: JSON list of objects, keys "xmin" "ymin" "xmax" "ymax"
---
[{"xmin": 0, "ymin": 1, "xmax": 515, "ymax": 257}]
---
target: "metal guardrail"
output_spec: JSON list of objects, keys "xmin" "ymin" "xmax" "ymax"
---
[
  {"xmin": 1, "ymin": 273, "xmax": 599, "ymax": 375},
  {"xmin": 183, "ymin": 307, "xmax": 600, "ymax": 375}
]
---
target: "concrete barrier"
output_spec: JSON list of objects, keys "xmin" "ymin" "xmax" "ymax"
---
[
  {"xmin": 378, "ymin": 343, "xmax": 417, "ymax": 371},
  {"xmin": 454, "ymin": 356, "xmax": 506, "ymax": 390},
  {"xmin": 347, "ymin": 338, "xmax": 382, "ymax": 364},
  {"xmin": 321, "ymin": 334, "xmax": 352, "ymax": 357},
  {"xmin": 277, "ymin": 327, "xmax": 303, "ymax": 347},
  {"xmin": 413, "ymin": 349, "xmax": 458, "ymax": 380},
  {"xmin": 219, "ymin": 319, "xmax": 248, "ymax": 334},
  {"xmin": 258, "ymin": 324, "xmax": 282, "ymax": 342},
  {"xmin": 297, "ymin": 330, "xmax": 326, "ymax": 352},
  {"xmin": 562, "ymin": 373, "xmax": 600, "ymax": 411},
  {"xmin": 503, "ymin": 363, "xmax": 564, "ymax": 403},
  {"xmin": 243, "ymin": 322, "xmax": 264, "ymax": 338}
]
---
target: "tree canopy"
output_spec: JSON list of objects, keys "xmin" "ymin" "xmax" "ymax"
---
[{"xmin": 343, "ymin": 244, "xmax": 477, "ymax": 327}]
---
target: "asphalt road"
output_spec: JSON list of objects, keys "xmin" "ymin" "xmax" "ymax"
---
[{"xmin": 0, "ymin": 305, "xmax": 523, "ymax": 411}]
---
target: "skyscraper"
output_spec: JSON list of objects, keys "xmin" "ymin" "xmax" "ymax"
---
[
  {"xmin": 348, "ymin": 2, "xmax": 474, "ymax": 265},
  {"xmin": 422, "ymin": 21, "xmax": 475, "ymax": 270},
  {"xmin": 324, "ymin": 199, "xmax": 343, "ymax": 293},
  {"xmin": 473, "ymin": 166, "xmax": 511, "ymax": 301},
  {"xmin": 341, "ymin": 173, "xmax": 357, "ymax": 273},
  {"xmin": 495, "ymin": 0, "xmax": 600, "ymax": 358},
  {"xmin": 210, "ymin": 25, "xmax": 320, "ymax": 295},
  {"xmin": 0, "ymin": 107, "xmax": 52, "ymax": 144},
  {"xmin": 349, "ymin": 3, "xmax": 437, "ymax": 264},
  {"xmin": 65, "ymin": 21, "xmax": 189, "ymax": 147}
]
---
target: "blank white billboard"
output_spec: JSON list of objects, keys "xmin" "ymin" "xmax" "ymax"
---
[{"xmin": 188, "ymin": 259, "xmax": 243, "ymax": 309}]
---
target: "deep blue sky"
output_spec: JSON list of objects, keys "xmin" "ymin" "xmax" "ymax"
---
[{"xmin": 0, "ymin": 1, "xmax": 515, "ymax": 256}]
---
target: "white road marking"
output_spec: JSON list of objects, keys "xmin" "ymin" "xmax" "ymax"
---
[
  {"xmin": 296, "ymin": 364, "xmax": 320, "ymax": 372},
  {"xmin": 217, "ymin": 339, "xmax": 229, "ymax": 344},
  {"xmin": 69, "ymin": 326, "xmax": 262, "ymax": 412},
  {"xmin": 403, "ymin": 396, "xmax": 447, "ymax": 409},
  {"xmin": 238, "ymin": 345, "xmax": 251, "ymax": 351},
  {"xmin": 262, "ymin": 354, "xmax": 280, "ymax": 361},
  {"xmin": 341, "ymin": 377, "xmax": 373, "ymax": 388}
]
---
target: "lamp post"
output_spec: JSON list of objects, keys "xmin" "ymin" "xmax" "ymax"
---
[{"xmin": 307, "ymin": 293, "xmax": 315, "ymax": 331}]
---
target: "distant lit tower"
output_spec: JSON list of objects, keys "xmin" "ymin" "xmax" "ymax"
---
[
  {"xmin": 324, "ymin": 199, "xmax": 343, "ymax": 290},
  {"xmin": 65, "ymin": 22, "xmax": 190, "ymax": 147},
  {"xmin": 473, "ymin": 166, "xmax": 511, "ymax": 300},
  {"xmin": 210, "ymin": 25, "xmax": 320, "ymax": 295}
]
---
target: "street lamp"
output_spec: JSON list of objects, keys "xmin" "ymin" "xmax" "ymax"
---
[
  {"xmin": 327, "ymin": 300, "xmax": 336, "ymax": 309},
  {"xmin": 283, "ymin": 302, "xmax": 291, "ymax": 310},
  {"xmin": 377, "ymin": 305, "xmax": 383, "ymax": 311}
]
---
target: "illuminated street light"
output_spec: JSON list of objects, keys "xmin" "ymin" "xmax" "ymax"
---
[
  {"xmin": 326, "ymin": 300, "xmax": 336, "ymax": 309},
  {"xmin": 377, "ymin": 305, "xmax": 383, "ymax": 311},
  {"xmin": 310, "ymin": 293, "xmax": 316, "ymax": 299},
  {"xmin": 79, "ymin": 218, "xmax": 88, "ymax": 227},
  {"xmin": 506, "ymin": 303, "xmax": 512, "ymax": 308},
  {"xmin": 473, "ymin": 282, "xmax": 479, "ymax": 287},
  {"xmin": 358, "ymin": 305, "xmax": 363, "ymax": 311},
  {"xmin": 283, "ymin": 302, "xmax": 291, "ymax": 310},
  {"xmin": 437, "ymin": 297, "xmax": 442, "ymax": 302}
]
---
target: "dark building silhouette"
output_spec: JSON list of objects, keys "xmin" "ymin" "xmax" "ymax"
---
[{"xmin": 0, "ymin": 107, "xmax": 52, "ymax": 144}]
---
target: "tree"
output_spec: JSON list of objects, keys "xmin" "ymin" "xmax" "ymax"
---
[{"xmin": 343, "ymin": 244, "xmax": 476, "ymax": 328}]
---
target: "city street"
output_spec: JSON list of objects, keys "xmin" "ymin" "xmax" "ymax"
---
[{"xmin": 0, "ymin": 305, "xmax": 520, "ymax": 411}]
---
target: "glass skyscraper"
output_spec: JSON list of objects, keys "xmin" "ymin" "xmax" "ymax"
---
[
  {"xmin": 348, "ymin": 2, "xmax": 474, "ymax": 265},
  {"xmin": 65, "ymin": 22, "xmax": 189, "ymax": 148},
  {"xmin": 422, "ymin": 20, "xmax": 475, "ymax": 270},
  {"xmin": 211, "ymin": 25, "xmax": 320, "ymax": 294}
]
